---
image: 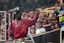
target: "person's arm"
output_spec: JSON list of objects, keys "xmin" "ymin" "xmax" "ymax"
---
[
  {"xmin": 14, "ymin": 14, "xmax": 39, "ymax": 38},
  {"xmin": 28, "ymin": 14, "xmax": 39, "ymax": 27},
  {"xmin": 44, "ymin": 17, "xmax": 56, "ymax": 20},
  {"xmin": 43, "ymin": 23, "xmax": 52, "ymax": 27},
  {"xmin": 46, "ymin": 7, "xmax": 56, "ymax": 10}
]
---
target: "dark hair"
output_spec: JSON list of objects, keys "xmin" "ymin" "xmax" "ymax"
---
[
  {"xmin": 13, "ymin": 10, "xmax": 22, "ymax": 20},
  {"xmin": 15, "ymin": 10, "xmax": 21, "ymax": 15},
  {"xmin": 37, "ymin": 21, "xmax": 43, "ymax": 24}
]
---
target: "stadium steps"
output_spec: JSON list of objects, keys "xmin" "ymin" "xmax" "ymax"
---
[
  {"xmin": 0, "ymin": 41, "xmax": 5, "ymax": 43},
  {"xmin": 6, "ymin": 40, "xmax": 33, "ymax": 43}
]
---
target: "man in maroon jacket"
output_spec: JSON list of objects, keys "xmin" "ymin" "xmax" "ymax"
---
[{"xmin": 8, "ymin": 10, "xmax": 39, "ymax": 39}]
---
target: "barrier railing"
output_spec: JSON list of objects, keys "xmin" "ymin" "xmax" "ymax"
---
[
  {"xmin": 0, "ymin": 11, "xmax": 6, "ymax": 41},
  {"xmin": 33, "ymin": 29, "xmax": 60, "ymax": 43},
  {"xmin": 60, "ymin": 26, "xmax": 64, "ymax": 43},
  {"xmin": 0, "ymin": 7, "xmax": 61, "ymax": 43},
  {"xmin": 0, "ymin": 7, "xmax": 33, "ymax": 43},
  {"xmin": 14, "ymin": 29, "xmax": 60, "ymax": 43},
  {"xmin": 0, "ymin": 7, "xmax": 19, "ymax": 42}
]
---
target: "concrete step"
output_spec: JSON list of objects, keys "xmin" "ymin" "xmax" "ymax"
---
[
  {"xmin": 63, "ymin": 39, "xmax": 64, "ymax": 43},
  {"xmin": 6, "ymin": 40, "xmax": 33, "ymax": 43},
  {"xmin": 25, "ymin": 40, "xmax": 33, "ymax": 43},
  {"xmin": 6, "ymin": 40, "xmax": 13, "ymax": 43},
  {"xmin": 0, "ymin": 41, "xmax": 5, "ymax": 43}
]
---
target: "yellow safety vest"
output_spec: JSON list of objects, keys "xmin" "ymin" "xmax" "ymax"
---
[{"xmin": 59, "ymin": 16, "xmax": 64, "ymax": 22}]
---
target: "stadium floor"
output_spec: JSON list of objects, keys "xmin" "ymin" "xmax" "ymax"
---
[{"xmin": 62, "ymin": 39, "xmax": 64, "ymax": 43}]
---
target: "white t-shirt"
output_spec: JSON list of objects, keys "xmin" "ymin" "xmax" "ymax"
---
[{"xmin": 35, "ymin": 28, "xmax": 46, "ymax": 34}]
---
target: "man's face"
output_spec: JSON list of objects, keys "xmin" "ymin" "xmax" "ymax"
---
[
  {"xmin": 30, "ymin": 11, "xmax": 35, "ymax": 17},
  {"xmin": 62, "ymin": 12, "xmax": 64, "ymax": 15},
  {"xmin": 37, "ymin": 22, "xmax": 42, "ymax": 28}
]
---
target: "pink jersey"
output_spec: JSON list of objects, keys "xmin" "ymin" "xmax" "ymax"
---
[{"xmin": 8, "ymin": 14, "xmax": 39, "ymax": 39}]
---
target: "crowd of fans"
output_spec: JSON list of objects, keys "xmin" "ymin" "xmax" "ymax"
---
[
  {"xmin": 0, "ymin": 13, "xmax": 5, "ymax": 40},
  {"xmin": 6, "ymin": 2, "xmax": 64, "ymax": 40}
]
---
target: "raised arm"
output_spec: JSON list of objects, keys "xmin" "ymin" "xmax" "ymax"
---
[
  {"xmin": 43, "ymin": 23, "xmax": 52, "ymax": 27},
  {"xmin": 28, "ymin": 14, "xmax": 39, "ymax": 27}
]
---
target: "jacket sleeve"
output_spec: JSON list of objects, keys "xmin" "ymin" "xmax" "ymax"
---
[
  {"xmin": 27, "ymin": 14, "xmax": 39, "ymax": 27},
  {"xmin": 14, "ymin": 15, "xmax": 39, "ymax": 38}
]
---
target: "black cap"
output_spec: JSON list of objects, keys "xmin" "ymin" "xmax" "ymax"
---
[
  {"xmin": 15, "ymin": 10, "xmax": 21, "ymax": 15},
  {"xmin": 13, "ymin": 10, "xmax": 22, "ymax": 19}
]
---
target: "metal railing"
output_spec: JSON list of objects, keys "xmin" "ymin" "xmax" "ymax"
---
[{"xmin": 0, "ymin": 7, "xmax": 19, "ymax": 42}]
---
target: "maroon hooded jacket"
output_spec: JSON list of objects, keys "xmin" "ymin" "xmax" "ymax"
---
[{"xmin": 8, "ymin": 14, "xmax": 39, "ymax": 39}]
